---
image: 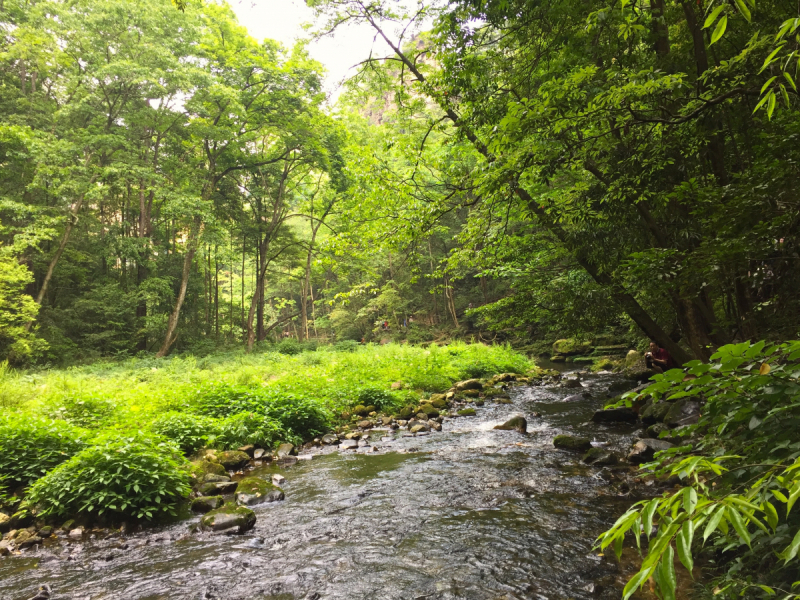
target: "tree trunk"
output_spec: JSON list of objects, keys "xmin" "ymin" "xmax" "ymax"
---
[{"xmin": 156, "ymin": 216, "xmax": 203, "ymax": 357}]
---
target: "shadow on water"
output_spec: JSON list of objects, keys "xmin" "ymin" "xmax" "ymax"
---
[{"xmin": 1, "ymin": 371, "xmax": 651, "ymax": 600}]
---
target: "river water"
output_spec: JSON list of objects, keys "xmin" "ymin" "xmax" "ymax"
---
[{"xmin": 1, "ymin": 371, "xmax": 647, "ymax": 600}]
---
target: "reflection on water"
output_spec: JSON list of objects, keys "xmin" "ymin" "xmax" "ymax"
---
[{"xmin": 1, "ymin": 371, "xmax": 646, "ymax": 600}]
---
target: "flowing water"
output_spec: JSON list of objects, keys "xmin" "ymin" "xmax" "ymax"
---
[{"xmin": 1, "ymin": 372, "xmax": 648, "ymax": 600}]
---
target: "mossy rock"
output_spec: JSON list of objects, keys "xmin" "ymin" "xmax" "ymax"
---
[
  {"xmin": 549, "ymin": 355, "xmax": 567, "ymax": 363},
  {"xmin": 462, "ymin": 389, "xmax": 481, "ymax": 397},
  {"xmin": 418, "ymin": 404, "xmax": 439, "ymax": 418},
  {"xmin": 496, "ymin": 398, "xmax": 513, "ymax": 404},
  {"xmin": 457, "ymin": 408, "xmax": 477, "ymax": 417},
  {"xmin": 552, "ymin": 339, "xmax": 592, "ymax": 356},
  {"xmin": 199, "ymin": 503, "xmax": 256, "ymax": 534},
  {"xmin": 493, "ymin": 416, "xmax": 527, "ymax": 433},
  {"xmin": 234, "ymin": 477, "xmax": 285, "ymax": 506},
  {"xmin": 427, "ymin": 394, "xmax": 449, "ymax": 409},
  {"xmin": 397, "ymin": 404, "xmax": 417, "ymax": 419},
  {"xmin": 191, "ymin": 459, "xmax": 227, "ymax": 478},
  {"xmin": 454, "ymin": 379, "xmax": 483, "ymax": 391},
  {"xmin": 352, "ymin": 404, "xmax": 370, "ymax": 417},
  {"xmin": 553, "ymin": 435, "xmax": 592, "ymax": 452},
  {"xmin": 582, "ymin": 447, "xmax": 619, "ymax": 465},
  {"xmin": 489, "ymin": 373, "xmax": 519, "ymax": 385},
  {"xmin": 216, "ymin": 450, "xmax": 250, "ymax": 470},
  {"xmin": 191, "ymin": 496, "xmax": 224, "ymax": 513}
]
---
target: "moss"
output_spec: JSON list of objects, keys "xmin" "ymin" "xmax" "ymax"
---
[
  {"xmin": 352, "ymin": 404, "xmax": 369, "ymax": 416},
  {"xmin": 553, "ymin": 435, "xmax": 592, "ymax": 452},
  {"xmin": 418, "ymin": 404, "xmax": 439, "ymax": 418},
  {"xmin": 552, "ymin": 339, "xmax": 592, "ymax": 356},
  {"xmin": 457, "ymin": 408, "xmax": 476, "ymax": 416},
  {"xmin": 236, "ymin": 477, "xmax": 280, "ymax": 496},
  {"xmin": 216, "ymin": 450, "xmax": 249, "ymax": 470}
]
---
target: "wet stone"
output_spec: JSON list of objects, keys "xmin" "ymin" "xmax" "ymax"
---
[
  {"xmin": 191, "ymin": 496, "xmax": 224, "ymax": 513},
  {"xmin": 215, "ymin": 481, "xmax": 238, "ymax": 494},
  {"xmin": 276, "ymin": 443, "xmax": 296, "ymax": 458},
  {"xmin": 68, "ymin": 528, "xmax": 84, "ymax": 540},
  {"xmin": 216, "ymin": 450, "xmax": 250, "ymax": 470},
  {"xmin": 553, "ymin": 435, "xmax": 592, "ymax": 452},
  {"xmin": 322, "ymin": 433, "xmax": 339, "ymax": 445},
  {"xmin": 591, "ymin": 407, "xmax": 638, "ymax": 423},
  {"xmin": 200, "ymin": 504, "xmax": 256, "ymax": 535},
  {"xmin": 628, "ymin": 438, "xmax": 674, "ymax": 464},
  {"xmin": 253, "ymin": 448, "xmax": 266, "ymax": 459},
  {"xmin": 340, "ymin": 439, "xmax": 358, "ymax": 450},
  {"xmin": 272, "ymin": 474, "xmax": 286, "ymax": 486},
  {"xmin": 494, "ymin": 416, "xmax": 527, "ymax": 433}
]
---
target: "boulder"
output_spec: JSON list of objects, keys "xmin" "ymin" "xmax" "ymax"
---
[
  {"xmin": 646, "ymin": 423, "xmax": 671, "ymax": 439},
  {"xmin": 37, "ymin": 526, "xmax": 53, "ymax": 538},
  {"xmin": 553, "ymin": 435, "xmax": 592, "ymax": 452},
  {"xmin": 428, "ymin": 395, "xmax": 448, "ymax": 409},
  {"xmin": 591, "ymin": 407, "xmax": 638, "ymax": 423},
  {"xmin": 276, "ymin": 443, "xmax": 296, "ymax": 458},
  {"xmin": 624, "ymin": 350, "xmax": 643, "ymax": 369},
  {"xmin": 553, "ymin": 339, "xmax": 592, "ymax": 356},
  {"xmin": 582, "ymin": 447, "xmax": 619, "ymax": 466},
  {"xmin": 628, "ymin": 439, "xmax": 674, "ymax": 464},
  {"xmin": 200, "ymin": 503, "xmax": 256, "ymax": 534},
  {"xmin": 191, "ymin": 496, "xmax": 224, "ymax": 513},
  {"xmin": 202, "ymin": 473, "xmax": 231, "ymax": 483},
  {"xmin": 563, "ymin": 393, "xmax": 590, "ymax": 402},
  {"xmin": 214, "ymin": 481, "xmax": 239, "ymax": 495},
  {"xmin": 235, "ymin": 477, "xmax": 285, "ymax": 506},
  {"xmin": 489, "ymin": 373, "xmax": 519, "ymax": 384},
  {"xmin": 418, "ymin": 404, "xmax": 439, "ymax": 418},
  {"xmin": 216, "ymin": 451, "xmax": 250, "ymax": 470},
  {"xmin": 340, "ymin": 439, "xmax": 358, "ymax": 450},
  {"xmin": 415, "ymin": 412, "xmax": 428, "ymax": 420},
  {"xmin": 607, "ymin": 380, "xmax": 637, "ymax": 395},
  {"xmin": 454, "ymin": 379, "xmax": 483, "ymax": 391},
  {"xmin": 493, "ymin": 416, "xmax": 527, "ymax": 433},
  {"xmin": 430, "ymin": 421, "xmax": 442, "ymax": 432},
  {"xmin": 253, "ymin": 448, "xmax": 267, "ymax": 460},
  {"xmin": 664, "ymin": 399, "xmax": 701, "ymax": 427},
  {"xmin": 457, "ymin": 408, "xmax": 476, "ymax": 417},
  {"xmin": 0, "ymin": 540, "xmax": 11, "ymax": 556},
  {"xmin": 272, "ymin": 474, "xmax": 286, "ymax": 486},
  {"xmin": 192, "ymin": 459, "xmax": 227, "ymax": 478},
  {"xmin": 18, "ymin": 535, "xmax": 42, "ymax": 549},
  {"xmin": 357, "ymin": 420, "xmax": 373, "ymax": 429},
  {"xmin": 640, "ymin": 399, "xmax": 673, "ymax": 425},
  {"xmin": 68, "ymin": 527, "xmax": 84, "ymax": 540},
  {"xmin": 550, "ymin": 355, "xmax": 566, "ymax": 363},
  {"xmin": 352, "ymin": 404, "xmax": 370, "ymax": 416},
  {"xmin": 237, "ymin": 444, "xmax": 255, "ymax": 457},
  {"xmin": 381, "ymin": 416, "xmax": 394, "ymax": 426},
  {"xmin": 397, "ymin": 405, "xmax": 417, "ymax": 419},
  {"xmin": 321, "ymin": 433, "xmax": 339, "ymax": 445},
  {"xmin": 410, "ymin": 424, "xmax": 430, "ymax": 434},
  {"xmin": 0, "ymin": 512, "xmax": 10, "ymax": 533},
  {"xmin": 344, "ymin": 432, "xmax": 361, "ymax": 440},
  {"xmin": 562, "ymin": 379, "xmax": 583, "ymax": 389}
]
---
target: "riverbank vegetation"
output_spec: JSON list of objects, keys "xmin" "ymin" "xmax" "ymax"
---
[{"xmin": 0, "ymin": 342, "xmax": 532, "ymax": 521}]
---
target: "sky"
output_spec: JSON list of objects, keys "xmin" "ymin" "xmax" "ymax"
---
[{"xmin": 229, "ymin": 0, "xmax": 393, "ymax": 98}]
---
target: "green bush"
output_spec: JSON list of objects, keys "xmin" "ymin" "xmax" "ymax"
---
[
  {"xmin": 26, "ymin": 433, "xmax": 191, "ymax": 520},
  {"xmin": 355, "ymin": 386, "xmax": 400, "ymax": 412},
  {"xmin": 213, "ymin": 412, "xmax": 284, "ymax": 449},
  {"xmin": 190, "ymin": 383, "xmax": 265, "ymax": 418},
  {"xmin": 276, "ymin": 339, "xmax": 303, "ymax": 355},
  {"xmin": 0, "ymin": 415, "xmax": 88, "ymax": 488},
  {"xmin": 263, "ymin": 393, "xmax": 331, "ymax": 440},
  {"xmin": 149, "ymin": 411, "xmax": 219, "ymax": 454}
]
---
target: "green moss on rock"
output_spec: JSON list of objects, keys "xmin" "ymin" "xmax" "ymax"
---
[
  {"xmin": 457, "ymin": 408, "xmax": 476, "ymax": 417},
  {"xmin": 234, "ymin": 477, "xmax": 285, "ymax": 506},
  {"xmin": 553, "ymin": 435, "xmax": 592, "ymax": 452},
  {"xmin": 199, "ymin": 503, "xmax": 256, "ymax": 534}
]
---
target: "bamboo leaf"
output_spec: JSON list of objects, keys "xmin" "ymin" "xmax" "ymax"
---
[
  {"xmin": 677, "ymin": 520, "xmax": 695, "ymax": 575},
  {"xmin": 704, "ymin": 505, "xmax": 725, "ymax": 542},
  {"xmin": 623, "ymin": 568, "xmax": 653, "ymax": 600},
  {"xmin": 704, "ymin": 5, "xmax": 726, "ymax": 28},
  {"xmin": 727, "ymin": 506, "xmax": 751, "ymax": 546},
  {"xmin": 767, "ymin": 91, "xmax": 777, "ymax": 119},
  {"xmin": 733, "ymin": 0, "xmax": 751, "ymax": 22},
  {"xmin": 780, "ymin": 528, "xmax": 800, "ymax": 563}
]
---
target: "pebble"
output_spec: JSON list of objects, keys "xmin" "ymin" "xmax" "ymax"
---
[
  {"xmin": 272, "ymin": 474, "xmax": 286, "ymax": 486},
  {"xmin": 68, "ymin": 528, "xmax": 84, "ymax": 540}
]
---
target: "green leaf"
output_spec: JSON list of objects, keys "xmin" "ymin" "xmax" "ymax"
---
[
  {"xmin": 764, "ymin": 501, "xmax": 779, "ymax": 530},
  {"xmin": 784, "ymin": 72, "xmax": 798, "ymax": 91},
  {"xmin": 703, "ymin": 5, "xmax": 726, "ymax": 29},
  {"xmin": 780, "ymin": 528, "xmax": 800, "ymax": 563},
  {"xmin": 643, "ymin": 499, "xmax": 659, "ymax": 536},
  {"xmin": 767, "ymin": 91, "xmax": 777, "ymax": 119},
  {"xmin": 727, "ymin": 506, "xmax": 751, "ymax": 546},
  {"xmin": 623, "ymin": 568, "xmax": 653, "ymax": 600},
  {"xmin": 684, "ymin": 487, "xmax": 698, "ymax": 515},
  {"xmin": 780, "ymin": 84, "xmax": 791, "ymax": 108},
  {"xmin": 761, "ymin": 45, "xmax": 785, "ymax": 73},
  {"xmin": 710, "ymin": 16, "xmax": 727, "ymax": 45},
  {"xmin": 657, "ymin": 545, "xmax": 677, "ymax": 600},
  {"xmin": 733, "ymin": 0, "xmax": 751, "ymax": 22},
  {"xmin": 677, "ymin": 520, "xmax": 695, "ymax": 575},
  {"xmin": 704, "ymin": 506, "xmax": 725, "ymax": 542}
]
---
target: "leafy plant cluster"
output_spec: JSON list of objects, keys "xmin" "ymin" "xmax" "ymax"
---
[
  {"xmin": 599, "ymin": 341, "xmax": 800, "ymax": 600},
  {"xmin": 26, "ymin": 433, "xmax": 192, "ymax": 521}
]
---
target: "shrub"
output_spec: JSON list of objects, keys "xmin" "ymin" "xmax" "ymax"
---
[
  {"xmin": 213, "ymin": 412, "xmax": 284, "ymax": 449},
  {"xmin": 263, "ymin": 393, "xmax": 331, "ymax": 440},
  {"xmin": 0, "ymin": 415, "xmax": 88, "ymax": 488},
  {"xmin": 275, "ymin": 339, "xmax": 303, "ymax": 355},
  {"xmin": 190, "ymin": 383, "xmax": 265, "ymax": 418},
  {"xmin": 149, "ymin": 411, "xmax": 220, "ymax": 454},
  {"xmin": 355, "ymin": 386, "xmax": 400, "ymax": 413},
  {"xmin": 26, "ymin": 433, "xmax": 191, "ymax": 520},
  {"xmin": 331, "ymin": 339, "xmax": 360, "ymax": 353}
]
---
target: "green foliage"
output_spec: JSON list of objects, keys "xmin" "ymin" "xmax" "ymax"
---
[
  {"xmin": 354, "ymin": 386, "xmax": 400, "ymax": 413},
  {"xmin": 0, "ymin": 254, "xmax": 44, "ymax": 364},
  {"xmin": 213, "ymin": 412, "xmax": 285, "ymax": 450},
  {"xmin": 262, "ymin": 394, "xmax": 332, "ymax": 441},
  {"xmin": 0, "ymin": 414, "xmax": 88, "ymax": 488},
  {"xmin": 45, "ymin": 392, "xmax": 115, "ymax": 428},
  {"xmin": 149, "ymin": 411, "xmax": 219, "ymax": 454},
  {"xmin": 599, "ymin": 341, "xmax": 800, "ymax": 599},
  {"xmin": 25, "ymin": 433, "xmax": 191, "ymax": 520}
]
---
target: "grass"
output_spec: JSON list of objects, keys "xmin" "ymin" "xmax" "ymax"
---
[{"xmin": 0, "ymin": 341, "xmax": 535, "ymax": 522}]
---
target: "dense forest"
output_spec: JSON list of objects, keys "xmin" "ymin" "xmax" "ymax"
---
[{"xmin": 2, "ymin": 0, "xmax": 800, "ymax": 599}]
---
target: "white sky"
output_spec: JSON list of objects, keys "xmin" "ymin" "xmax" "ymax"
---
[{"xmin": 229, "ymin": 0, "xmax": 393, "ymax": 99}]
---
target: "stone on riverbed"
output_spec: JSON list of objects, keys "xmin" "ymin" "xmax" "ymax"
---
[
  {"xmin": 322, "ymin": 433, "xmax": 339, "ymax": 445},
  {"xmin": 454, "ymin": 379, "xmax": 483, "ymax": 391},
  {"xmin": 192, "ymin": 459, "xmax": 227, "ymax": 477},
  {"xmin": 582, "ymin": 447, "xmax": 619, "ymax": 466},
  {"xmin": 553, "ymin": 435, "xmax": 592, "ymax": 452},
  {"xmin": 418, "ymin": 404, "xmax": 439, "ymax": 418},
  {"xmin": 340, "ymin": 439, "xmax": 358, "ymax": 450},
  {"xmin": 235, "ymin": 477, "xmax": 285, "ymax": 506},
  {"xmin": 410, "ymin": 423, "xmax": 429, "ymax": 434},
  {"xmin": 200, "ymin": 503, "xmax": 256, "ymax": 534},
  {"xmin": 272, "ymin": 474, "xmax": 286, "ymax": 486},
  {"xmin": 457, "ymin": 408, "xmax": 476, "ymax": 417},
  {"xmin": 202, "ymin": 473, "xmax": 230, "ymax": 483},
  {"xmin": 493, "ymin": 416, "xmax": 527, "ymax": 433},
  {"xmin": 191, "ymin": 496, "xmax": 224, "ymax": 513},
  {"xmin": 562, "ymin": 379, "xmax": 583, "ymax": 389},
  {"xmin": 591, "ymin": 407, "xmax": 638, "ymax": 423},
  {"xmin": 0, "ymin": 512, "xmax": 9, "ymax": 532},
  {"xmin": 357, "ymin": 420, "xmax": 373, "ymax": 429},
  {"xmin": 216, "ymin": 451, "xmax": 250, "ymax": 470},
  {"xmin": 276, "ymin": 443, "xmax": 296, "ymax": 458},
  {"xmin": 563, "ymin": 392, "xmax": 590, "ymax": 402},
  {"xmin": 627, "ymin": 438, "xmax": 674, "ymax": 464}
]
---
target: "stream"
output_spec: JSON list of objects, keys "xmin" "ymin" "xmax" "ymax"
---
[{"xmin": 1, "ymin": 371, "xmax": 648, "ymax": 600}]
